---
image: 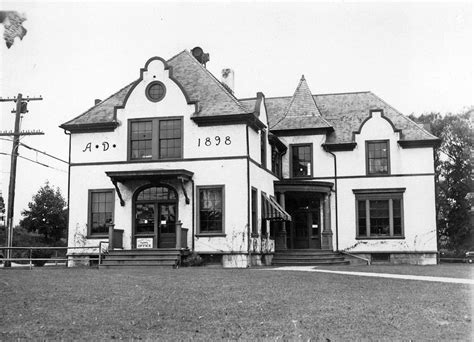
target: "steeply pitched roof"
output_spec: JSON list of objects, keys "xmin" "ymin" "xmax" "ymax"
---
[
  {"xmin": 240, "ymin": 91, "xmax": 437, "ymax": 143},
  {"xmin": 269, "ymin": 76, "xmax": 332, "ymax": 131},
  {"xmin": 61, "ymin": 50, "xmax": 248, "ymax": 130},
  {"xmin": 168, "ymin": 50, "xmax": 248, "ymax": 117}
]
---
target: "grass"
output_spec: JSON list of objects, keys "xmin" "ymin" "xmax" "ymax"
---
[{"xmin": 0, "ymin": 266, "xmax": 472, "ymax": 340}]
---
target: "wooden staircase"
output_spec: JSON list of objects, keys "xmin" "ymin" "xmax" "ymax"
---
[
  {"xmin": 272, "ymin": 249, "xmax": 349, "ymax": 266},
  {"xmin": 99, "ymin": 249, "xmax": 187, "ymax": 269}
]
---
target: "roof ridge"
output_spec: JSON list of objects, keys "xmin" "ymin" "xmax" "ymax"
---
[
  {"xmin": 369, "ymin": 92, "xmax": 438, "ymax": 139},
  {"xmin": 180, "ymin": 49, "xmax": 248, "ymax": 113},
  {"xmin": 245, "ymin": 90, "xmax": 372, "ymax": 102},
  {"xmin": 62, "ymin": 80, "xmax": 137, "ymax": 126}
]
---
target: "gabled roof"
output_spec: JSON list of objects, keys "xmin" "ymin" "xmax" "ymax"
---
[
  {"xmin": 61, "ymin": 50, "xmax": 249, "ymax": 131},
  {"xmin": 240, "ymin": 91, "xmax": 437, "ymax": 144}
]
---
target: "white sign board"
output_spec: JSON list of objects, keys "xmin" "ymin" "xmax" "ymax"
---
[{"xmin": 136, "ymin": 238, "xmax": 153, "ymax": 249}]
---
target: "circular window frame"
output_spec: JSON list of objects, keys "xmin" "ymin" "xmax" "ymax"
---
[{"xmin": 145, "ymin": 81, "xmax": 166, "ymax": 102}]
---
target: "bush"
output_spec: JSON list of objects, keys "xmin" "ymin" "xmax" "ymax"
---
[
  {"xmin": 0, "ymin": 226, "xmax": 66, "ymax": 265},
  {"xmin": 181, "ymin": 252, "xmax": 204, "ymax": 267}
]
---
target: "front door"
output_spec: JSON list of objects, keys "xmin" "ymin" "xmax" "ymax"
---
[
  {"xmin": 134, "ymin": 185, "xmax": 178, "ymax": 249},
  {"xmin": 285, "ymin": 192, "xmax": 322, "ymax": 250},
  {"xmin": 292, "ymin": 209, "xmax": 321, "ymax": 249}
]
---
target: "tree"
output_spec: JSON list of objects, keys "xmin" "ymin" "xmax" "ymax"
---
[
  {"xmin": 409, "ymin": 109, "xmax": 473, "ymax": 252},
  {"xmin": 20, "ymin": 182, "xmax": 67, "ymax": 242}
]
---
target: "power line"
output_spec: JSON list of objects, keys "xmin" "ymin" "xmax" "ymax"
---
[
  {"xmin": 0, "ymin": 137, "xmax": 68, "ymax": 164},
  {"xmin": 0, "ymin": 151, "xmax": 67, "ymax": 173}
]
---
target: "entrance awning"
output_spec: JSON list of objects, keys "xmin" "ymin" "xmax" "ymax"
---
[
  {"xmin": 105, "ymin": 169, "xmax": 194, "ymax": 206},
  {"xmin": 262, "ymin": 194, "xmax": 292, "ymax": 221},
  {"xmin": 106, "ymin": 169, "xmax": 193, "ymax": 182}
]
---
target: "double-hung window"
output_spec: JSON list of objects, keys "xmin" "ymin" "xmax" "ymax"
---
[
  {"xmin": 354, "ymin": 188, "xmax": 404, "ymax": 239},
  {"xmin": 129, "ymin": 117, "xmax": 182, "ymax": 160},
  {"xmin": 197, "ymin": 186, "xmax": 225, "ymax": 235},
  {"xmin": 366, "ymin": 140, "xmax": 390, "ymax": 175},
  {"xmin": 291, "ymin": 144, "xmax": 312, "ymax": 178},
  {"xmin": 88, "ymin": 189, "xmax": 115, "ymax": 236}
]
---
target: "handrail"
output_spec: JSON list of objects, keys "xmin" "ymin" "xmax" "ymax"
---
[
  {"xmin": 0, "ymin": 246, "xmax": 101, "ymax": 269},
  {"xmin": 340, "ymin": 251, "xmax": 371, "ymax": 265}
]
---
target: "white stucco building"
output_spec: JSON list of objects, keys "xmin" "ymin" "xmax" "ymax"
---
[{"xmin": 61, "ymin": 49, "xmax": 439, "ymax": 267}]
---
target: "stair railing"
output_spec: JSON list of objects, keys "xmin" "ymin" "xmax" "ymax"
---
[{"xmin": 340, "ymin": 251, "xmax": 371, "ymax": 265}]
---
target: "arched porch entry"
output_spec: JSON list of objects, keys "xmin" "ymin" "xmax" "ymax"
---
[
  {"xmin": 132, "ymin": 184, "xmax": 178, "ymax": 249},
  {"xmin": 274, "ymin": 180, "xmax": 334, "ymax": 251}
]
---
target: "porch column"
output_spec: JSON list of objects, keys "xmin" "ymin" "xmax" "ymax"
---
[
  {"xmin": 321, "ymin": 193, "xmax": 333, "ymax": 250},
  {"xmin": 175, "ymin": 221, "xmax": 182, "ymax": 249},
  {"xmin": 276, "ymin": 192, "xmax": 287, "ymax": 250},
  {"xmin": 108, "ymin": 223, "xmax": 115, "ymax": 251}
]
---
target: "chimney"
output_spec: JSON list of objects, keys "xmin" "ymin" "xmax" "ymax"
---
[
  {"xmin": 221, "ymin": 68, "xmax": 234, "ymax": 94},
  {"xmin": 95, "ymin": 99, "xmax": 101, "ymax": 105}
]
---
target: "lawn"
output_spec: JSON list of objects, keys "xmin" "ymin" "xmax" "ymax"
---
[{"xmin": 0, "ymin": 266, "xmax": 472, "ymax": 340}]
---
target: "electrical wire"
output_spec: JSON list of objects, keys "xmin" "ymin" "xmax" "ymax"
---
[{"xmin": 0, "ymin": 152, "xmax": 67, "ymax": 173}]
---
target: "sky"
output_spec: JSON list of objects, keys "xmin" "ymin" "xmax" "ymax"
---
[{"xmin": 0, "ymin": 0, "xmax": 472, "ymax": 225}]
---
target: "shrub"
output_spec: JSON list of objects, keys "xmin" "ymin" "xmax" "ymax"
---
[{"xmin": 181, "ymin": 252, "xmax": 204, "ymax": 267}]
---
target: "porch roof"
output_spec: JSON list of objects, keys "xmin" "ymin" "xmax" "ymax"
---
[
  {"xmin": 105, "ymin": 169, "xmax": 194, "ymax": 183},
  {"xmin": 275, "ymin": 180, "xmax": 333, "ymax": 193}
]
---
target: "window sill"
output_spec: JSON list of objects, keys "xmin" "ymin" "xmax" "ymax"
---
[
  {"xmin": 196, "ymin": 233, "xmax": 226, "ymax": 238},
  {"xmin": 86, "ymin": 235, "xmax": 108, "ymax": 239},
  {"xmin": 356, "ymin": 236, "xmax": 405, "ymax": 240}
]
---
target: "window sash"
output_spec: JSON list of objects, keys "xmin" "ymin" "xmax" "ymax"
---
[
  {"xmin": 198, "ymin": 187, "xmax": 224, "ymax": 234},
  {"xmin": 251, "ymin": 188, "xmax": 258, "ymax": 235},
  {"xmin": 291, "ymin": 144, "xmax": 312, "ymax": 178},
  {"xmin": 366, "ymin": 140, "xmax": 390, "ymax": 175},
  {"xmin": 89, "ymin": 190, "xmax": 114, "ymax": 236}
]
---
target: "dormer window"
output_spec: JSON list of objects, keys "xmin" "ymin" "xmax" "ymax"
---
[{"xmin": 366, "ymin": 140, "xmax": 390, "ymax": 175}]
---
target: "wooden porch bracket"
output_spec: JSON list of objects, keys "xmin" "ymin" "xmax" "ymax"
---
[
  {"xmin": 178, "ymin": 177, "xmax": 190, "ymax": 204},
  {"xmin": 112, "ymin": 180, "xmax": 125, "ymax": 206}
]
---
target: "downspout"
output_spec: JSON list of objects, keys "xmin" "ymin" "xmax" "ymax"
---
[
  {"xmin": 246, "ymin": 125, "xmax": 251, "ymax": 265},
  {"xmin": 324, "ymin": 146, "xmax": 339, "ymax": 251},
  {"xmin": 191, "ymin": 178, "xmax": 195, "ymax": 252}
]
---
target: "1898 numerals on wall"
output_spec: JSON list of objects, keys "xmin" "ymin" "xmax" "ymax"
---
[{"xmin": 197, "ymin": 136, "xmax": 231, "ymax": 146}]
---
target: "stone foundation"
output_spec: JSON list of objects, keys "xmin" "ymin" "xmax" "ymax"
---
[
  {"xmin": 222, "ymin": 254, "xmax": 250, "ymax": 268},
  {"xmin": 346, "ymin": 252, "xmax": 438, "ymax": 265}
]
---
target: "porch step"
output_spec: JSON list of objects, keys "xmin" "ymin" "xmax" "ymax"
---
[
  {"xmin": 100, "ymin": 249, "xmax": 186, "ymax": 269},
  {"xmin": 272, "ymin": 250, "xmax": 349, "ymax": 266}
]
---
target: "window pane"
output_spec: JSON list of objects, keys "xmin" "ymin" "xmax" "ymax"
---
[
  {"xmin": 369, "ymin": 200, "xmax": 390, "ymax": 235},
  {"xmin": 358, "ymin": 200, "xmax": 367, "ymax": 236},
  {"xmin": 199, "ymin": 188, "xmax": 223, "ymax": 233},
  {"xmin": 393, "ymin": 199, "xmax": 402, "ymax": 235}
]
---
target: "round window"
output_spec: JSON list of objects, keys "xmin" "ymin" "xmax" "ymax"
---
[{"xmin": 146, "ymin": 81, "xmax": 166, "ymax": 102}]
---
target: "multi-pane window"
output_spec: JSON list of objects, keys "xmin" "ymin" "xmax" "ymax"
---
[
  {"xmin": 291, "ymin": 144, "xmax": 312, "ymax": 177},
  {"xmin": 159, "ymin": 119, "xmax": 182, "ymax": 159},
  {"xmin": 271, "ymin": 146, "xmax": 282, "ymax": 178},
  {"xmin": 367, "ymin": 140, "xmax": 390, "ymax": 175},
  {"xmin": 129, "ymin": 118, "xmax": 182, "ymax": 160},
  {"xmin": 354, "ymin": 189, "xmax": 404, "ymax": 238},
  {"xmin": 260, "ymin": 130, "xmax": 267, "ymax": 169},
  {"xmin": 130, "ymin": 121, "xmax": 153, "ymax": 159},
  {"xmin": 198, "ymin": 186, "xmax": 224, "ymax": 234},
  {"xmin": 89, "ymin": 190, "xmax": 114, "ymax": 236},
  {"xmin": 251, "ymin": 188, "xmax": 258, "ymax": 235}
]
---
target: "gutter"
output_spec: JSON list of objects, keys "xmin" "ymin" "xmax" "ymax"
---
[{"xmin": 323, "ymin": 146, "xmax": 339, "ymax": 251}]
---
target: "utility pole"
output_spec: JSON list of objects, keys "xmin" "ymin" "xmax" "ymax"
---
[{"xmin": 0, "ymin": 93, "xmax": 43, "ymax": 267}]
